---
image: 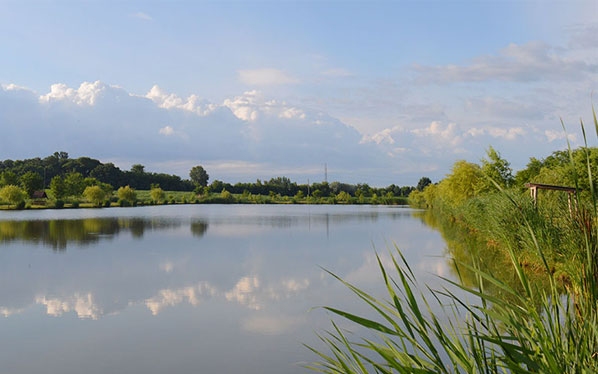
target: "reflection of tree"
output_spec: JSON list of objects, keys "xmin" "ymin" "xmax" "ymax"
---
[
  {"xmin": 415, "ymin": 210, "xmax": 554, "ymax": 304},
  {"xmin": 129, "ymin": 218, "xmax": 146, "ymax": 238},
  {"xmin": 0, "ymin": 217, "xmax": 187, "ymax": 250},
  {"xmin": 190, "ymin": 220, "xmax": 208, "ymax": 238}
]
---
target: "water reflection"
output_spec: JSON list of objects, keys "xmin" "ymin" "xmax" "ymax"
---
[
  {"xmin": 0, "ymin": 217, "xmax": 209, "ymax": 250},
  {"xmin": 0, "ymin": 205, "xmax": 449, "ymax": 374}
]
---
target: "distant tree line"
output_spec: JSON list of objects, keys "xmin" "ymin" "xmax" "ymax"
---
[{"xmin": 206, "ymin": 176, "xmax": 416, "ymax": 199}]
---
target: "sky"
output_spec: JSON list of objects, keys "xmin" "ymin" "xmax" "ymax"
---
[{"xmin": 1, "ymin": 0, "xmax": 597, "ymax": 186}]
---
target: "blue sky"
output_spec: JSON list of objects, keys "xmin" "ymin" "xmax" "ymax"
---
[{"xmin": 1, "ymin": 1, "xmax": 597, "ymax": 186}]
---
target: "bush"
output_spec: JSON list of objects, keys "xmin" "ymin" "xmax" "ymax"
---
[
  {"xmin": 54, "ymin": 200, "xmax": 65, "ymax": 209},
  {"xmin": 117, "ymin": 185, "xmax": 137, "ymax": 205}
]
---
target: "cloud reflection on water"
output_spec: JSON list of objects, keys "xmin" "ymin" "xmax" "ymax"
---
[{"xmin": 0, "ymin": 205, "xmax": 451, "ymax": 374}]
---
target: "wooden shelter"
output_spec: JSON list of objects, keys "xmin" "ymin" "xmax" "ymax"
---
[{"xmin": 525, "ymin": 183, "xmax": 578, "ymax": 214}]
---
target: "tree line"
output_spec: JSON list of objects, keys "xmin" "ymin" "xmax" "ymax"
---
[{"xmin": 0, "ymin": 152, "xmax": 195, "ymax": 192}]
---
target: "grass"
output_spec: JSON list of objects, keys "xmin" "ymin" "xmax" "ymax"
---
[
  {"xmin": 0, "ymin": 190, "xmax": 408, "ymax": 210},
  {"xmin": 307, "ymin": 111, "xmax": 598, "ymax": 373}
]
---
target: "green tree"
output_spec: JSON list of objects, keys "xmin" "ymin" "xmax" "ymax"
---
[
  {"xmin": 480, "ymin": 146, "xmax": 513, "ymax": 190},
  {"xmin": 515, "ymin": 157, "xmax": 543, "ymax": 187},
  {"xmin": 0, "ymin": 171, "xmax": 18, "ymax": 187},
  {"xmin": 49, "ymin": 176, "xmax": 67, "ymax": 199},
  {"xmin": 336, "ymin": 191, "xmax": 351, "ymax": 203},
  {"xmin": 220, "ymin": 189, "xmax": 233, "ymax": 201},
  {"xmin": 117, "ymin": 185, "xmax": 137, "ymax": 205},
  {"xmin": 190, "ymin": 165, "xmax": 209, "ymax": 187},
  {"xmin": 83, "ymin": 185, "xmax": 106, "ymax": 207},
  {"xmin": 131, "ymin": 164, "xmax": 145, "ymax": 174},
  {"xmin": 64, "ymin": 172, "xmax": 85, "ymax": 197},
  {"xmin": 19, "ymin": 171, "xmax": 43, "ymax": 197},
  {"xmin": 0, "ymin": 185, "xmax": 27, "ymax": 207},
  {"xmin": 90, "ymin": 162, "xmax": 123, "ymax": 187},
  {"xmin": 416, "ymin": 177, "xmax": 432, "ymax": 192},
  {"xmin": 438, "ymin": 160, "xmax": 484, "ymax": 207}
]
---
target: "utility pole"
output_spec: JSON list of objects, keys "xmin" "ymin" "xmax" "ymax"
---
[{"xmin": 324, "ymin": 163, "xmax": 327, "ymax": 183}]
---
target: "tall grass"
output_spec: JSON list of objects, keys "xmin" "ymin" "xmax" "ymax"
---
[{"xmin": 307, "ymin": 111, "xmax": 598, "ymax": 373}]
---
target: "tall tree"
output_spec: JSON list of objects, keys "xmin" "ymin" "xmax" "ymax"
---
[
  {"xmin": 480, "ymin": 146, "xmax": 513, "ymax": 190},
  {"xmin": 190, "ymin": 165, "xmax": 209, "ymax": 187},
  {"xmin": 416, "ymin": 177, "xmax": 432, "ymax": 191},
  {"xmin": 20, "ymin": 171, "xmax": 43, "ymax": 197}
]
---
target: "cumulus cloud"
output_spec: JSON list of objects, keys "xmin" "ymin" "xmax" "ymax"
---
[
  {"xmin": 238, "ymin": 68, "xmax": 298, "ymax": 86},
  {"xmin": 2, "ymin": 79, "xmax": 586, "ymax": 186},
  {"xmin": 39, "ymin": 81, "xmax": 113, "ymax": 106},
  {"xmin": 145, "ymin": 85, "xmax": 217, "ymax": 115}
]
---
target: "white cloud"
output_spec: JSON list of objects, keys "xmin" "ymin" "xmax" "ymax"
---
[
  {"xmin": 132, "ymin": 12, "xmax": 153, "ymax": 21},
  {"xmin": 545, "ymin": 129, "xmax": 577, "ymax": 143},
  {"xmin": 5, "ymin": 79, "xmax": 590, "ymax": 186},
  {"xmin": 146, "ymin": 85, "xmax": 217, "ymax": 115},
  {"xmin": 411, "ymin": 121, "xmax": 462, "ymax": 146},
  {"xmin": 238, "ymin": 68, "xmax": 298, "ymax": 86},
  {"xmin": 39, "ymin": 81, "xmax": 110, "ymax": 106},
  {"xmin": 159, "ymin": 125, "xmax": 175, "ymax": 136},
  {"xmin": 414, "ymin": 41, "xmax": 598, "ymax": 83}
]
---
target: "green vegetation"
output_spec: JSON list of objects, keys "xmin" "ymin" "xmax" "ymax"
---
[
  {"xmin": 83, "ymin": 185, "xmax": 108, "ymax": 207},
  {"xmin": 0, "ymin": 152, "xmax": 416, "ymax": 209},
  {"xmin": 117, "ymin": 185, "xmax": 137, "ymax": 207},
  {"xmin": 0, "ymin": 185, "xmax": 27, "ymax": 209},
  {"xmin": 309, "ymin": 111, "xmax": 598, "ymax": 372}
]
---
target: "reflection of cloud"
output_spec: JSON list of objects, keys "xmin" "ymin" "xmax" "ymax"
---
[
  {"xmin": 417, "ymin": 258, "xmax": 449, "ymax": 278},
  {"xmin": 36, "ymin": 293, "xmax": 102, "ymax": 319},
  {"xmin": 225, "ymin": 276, "xmax": 262, "ymax": 310},
  {"xmin": 145, "ymin": 282, "xmax": 216, "ymax": 315},
  {"xmin": 241, "ymin": 315, "xmax": 304, "ymax": 335},
  {"xmin": 344, "ymin": 252, "xmax": 392, "ymax": 285},
  {"xmin": 160, "ymin": 261, "xmax": 174, "ymax": 273}
]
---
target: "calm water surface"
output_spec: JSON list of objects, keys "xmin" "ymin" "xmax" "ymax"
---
[{"xmin": 0, "ymin": 205, "xmax": 452, "ymax": 374}]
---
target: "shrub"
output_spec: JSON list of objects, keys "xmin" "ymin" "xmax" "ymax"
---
[
  {"xmin": 117, "ymin": 185, "xmax": 137, "ymax": 205},
  {"xmin": 0, "ymin": 185, "xmax": 27, "ymax": 207}
]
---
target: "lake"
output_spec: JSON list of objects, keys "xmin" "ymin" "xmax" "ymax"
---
[{"xmin": 0, "ymin": 204, "xmax": 452, "ymax": 374}]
